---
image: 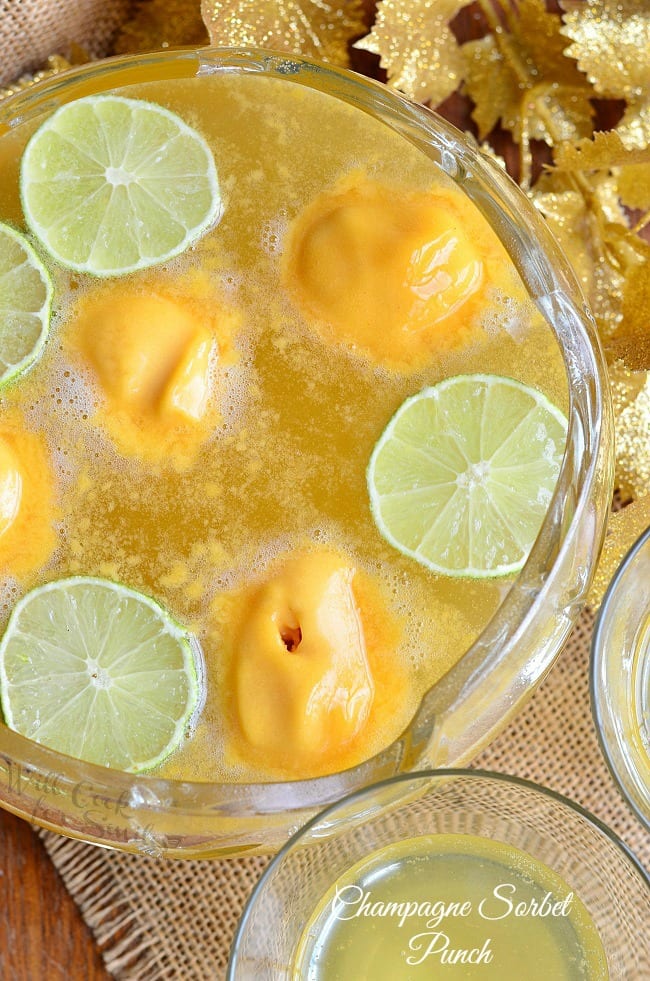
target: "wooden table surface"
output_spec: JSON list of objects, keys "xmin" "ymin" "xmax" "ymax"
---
[{"xmin": 0, "ymin": 808, "xmax": 110, "ymax": 980}]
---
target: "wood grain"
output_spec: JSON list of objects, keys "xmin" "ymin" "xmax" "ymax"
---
[{"xmin": 0, "ymin": 809, "xmax": 111, "ymax": 980}]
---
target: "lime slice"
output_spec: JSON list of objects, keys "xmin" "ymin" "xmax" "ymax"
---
[
  {"xmin": 20, "ymin": 95, "xmax": 221, "ymax": 277},
  {"xmin": 0, "ymin": 577, "xmax": 202, "ymax": 771},
  {"xmin": 0, "ymin": 222, "xmax": 52, "ymax": 386},
  {"xmin": 367, "ymin": 374, "xmax": 567, "ymax": 578}
]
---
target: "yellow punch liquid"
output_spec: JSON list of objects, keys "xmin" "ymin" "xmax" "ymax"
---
[{"xmin": 0, "ymin": 72, "xmax": 568, "ymax": 779}]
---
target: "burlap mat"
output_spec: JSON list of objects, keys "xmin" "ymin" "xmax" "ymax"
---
[
  {"xmin": 0, "ymin": 0, "xmax": 130, "ymax": 86},
  {"xmin": 38, "ymin": 608, "xmax": 650, "ymax": 979}
]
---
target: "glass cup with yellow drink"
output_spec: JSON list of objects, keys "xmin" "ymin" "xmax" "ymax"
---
[{"xmin": 228, "ymin": 770, "xmax": 650, "ymax": 979}]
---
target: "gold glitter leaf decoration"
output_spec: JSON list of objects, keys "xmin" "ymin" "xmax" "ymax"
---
[
  {"xmin": 553, "ymin": 132, "xmax": 650, "ymax": 172},
  {"xmin": 588, "ymin": 494, "xmax": 650, "ymax": 608},
  {"xmin": 514, "ymin": 0, "xmax": 589, "ymax": 89},
  {"xmin": 531, "ymin": 174, "xmax": 627, "ymax": 339},
  {"xmin": 617, "ymin": 165, "xmax": 650, "ymax": 212},
  {"xmin": 537, "ymin": 128, "xmax": 650, "ymax": 365},
  {"xmin": 609, "ymin": 261, "xmax": 650, "ymax": 371},
  {"xmin": 115, "ymin": 0, "xmax": 208, "ymax": 53},
  {"xmin": 561, "ymin": 0, "xmax": 650, "ymax": 100},
  {"xmin": 202, "ymin": 0, "xmax": 367, "ymax": 66},
  {"xmin": 462, "ymin": 35, "xmax": 519, "ymax": 140},
  {"xmin": 616, "ymin": 101, "xmax": 650, "ymax": 151},
  {"xmin": 355, "ymin": 0, "xmax": 474, "ymax": 106},
  {"xmin": 463, "ymin": 0, "xmax": 593, "ymax": 154},
  {"xmin": 561, "ymin": 0, "xmax": 650, "ymax": 147},
  {"xmin": 610, "ymin": 364, "xmax": 650, "ymax": 501}
]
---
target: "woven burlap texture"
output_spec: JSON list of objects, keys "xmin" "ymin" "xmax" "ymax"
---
[
  {"xmin": 0, "ymin": 0, "xmax": 129, "ymax": 85},
  {"xmin": 40, "ymin": 609, "xmax": 650, "ymax": 980}
]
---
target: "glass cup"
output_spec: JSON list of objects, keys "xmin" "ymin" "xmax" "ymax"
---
[
  {"xmin": 0, "ymin": 48, "xmax": 614, "ymax": 857},
  {"xmin": 228, "ymin": 770, "xmax": 650, "ymax": 979},
  {"xmin": 591, "ymin": 524, "xmax": 650, "ymax": 831}
]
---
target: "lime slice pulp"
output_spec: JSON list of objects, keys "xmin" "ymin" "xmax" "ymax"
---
[
  {"xmin": 20, "ymin": 95, "xmax": 221, "ymax": 277},
  {"xmin": 367, "ymin": 374, "xmax": 568, "ymax": 578},
  {"xmin": 0, "ymin": 222, "xmax": 52, "ymax": 386},
  {"xmin": 0, "ymin": 577, "xmax": 202, "ymax": 771}
]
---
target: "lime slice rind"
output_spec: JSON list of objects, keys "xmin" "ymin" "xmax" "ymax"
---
[
  {"xmin": 20, "ymin": 95, "xmax": 222, "ymax": 277},
  {"xmin": 367, "ymin": 374, "xmax": 568, "ymax": 579},
  {"xmin": 0, "ymin": 576, "xmax": 202, "ymax": 772},
  {"xmin": 0, "ymin": 223, "xmax": 52, "ymax": 387}
]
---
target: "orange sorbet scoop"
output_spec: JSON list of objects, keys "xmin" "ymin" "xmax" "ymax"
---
[
  {"xmin": 0, "ymin": 416, "xmax": 58, "ymax": 579},
  {"xmin": 232, "ymin": 550, "xmax": 376, "ymax": 774},
  {"xmin": 68, "ymin": 273, "xmax": 237, "ymax": 468},
  {"xmin": 85, "ymin": 292, "xmax": 213, "ymax": 422},
  {"xmin": 284, "ymin": 173, "xmax": 494, "ymax": 371}
]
